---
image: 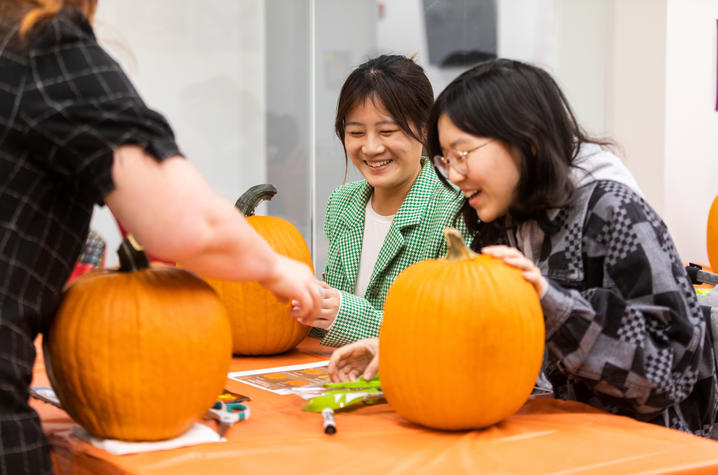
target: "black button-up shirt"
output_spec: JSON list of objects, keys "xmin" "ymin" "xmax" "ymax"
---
[
  {"xmin": 0, "ymin": 8, "xmax": 180, "ymax": 472},
  {"xmin": 1, "ymin": 8, "xmax": 180, "ymax": 334}
]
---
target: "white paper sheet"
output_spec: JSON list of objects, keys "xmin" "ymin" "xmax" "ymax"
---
[{"xmin": 227, "ymin": 360, "xmax": 330, "ymax": 395}]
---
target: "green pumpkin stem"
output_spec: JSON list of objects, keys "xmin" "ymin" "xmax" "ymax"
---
[
  {"xmin": 118, "ymin": 235, "xmax": 151, "ymax": 272},
  {"xmin": 235, "ymin": 184, "xmax": 278, "ymax": 217},
  {"xmin": 443, "ymin": 228, "xmax": 478, "ymax": 261}
]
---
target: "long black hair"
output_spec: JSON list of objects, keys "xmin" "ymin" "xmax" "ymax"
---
[
  {"xmin": 426, "ymin": 58, "xmax": 609, "ymax": 246},
  {"xmin": 335, "ymin": 55, "xmax": 434, "ymax": 180}
]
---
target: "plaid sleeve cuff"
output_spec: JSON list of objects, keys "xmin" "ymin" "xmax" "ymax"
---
[
  {"xmin": 320, "ymin": 291, "xmax": 382, "ymax": 347},
  {"xmin": 540, "ymin": 281, "xmax": 574, "ymax": 338}
]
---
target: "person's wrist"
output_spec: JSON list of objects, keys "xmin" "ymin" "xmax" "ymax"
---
[
  {"xmin": 257, "ymin": 252, "xmax": 283, "ymax": 288},
  {"xmin": 538, "ymin": 277, "xmax": 548, "ymax": 299}
]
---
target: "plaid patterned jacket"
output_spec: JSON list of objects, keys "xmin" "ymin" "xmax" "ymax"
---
[
  {"xmin": 0, "ymin": 8, "xmax": 179, "ymax": 472},
  {"xmin": 318, "ymin": 162, "xmax": 469, "ymax": 346},
  {"xmin": 486, "ymin": 180, "xmax": 717, "ymax": 436}
]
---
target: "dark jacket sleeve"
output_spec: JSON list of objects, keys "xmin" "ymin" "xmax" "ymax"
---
[
  {"xmin": 20, "ymin": 8, "xmax": 181, "ymax": 204},
  {"xmin": 541, "ymin": 182, "xmax": 707, "ymax": 418}
]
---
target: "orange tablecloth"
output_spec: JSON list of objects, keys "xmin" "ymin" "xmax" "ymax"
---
[{"xmin": 32, "ymin": 337, "xmax": 718, "ymax": 474}]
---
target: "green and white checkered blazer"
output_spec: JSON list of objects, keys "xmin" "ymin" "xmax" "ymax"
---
[{"xmin": 318, "ymin": 161, "xmax": 471, "ymax": 347}]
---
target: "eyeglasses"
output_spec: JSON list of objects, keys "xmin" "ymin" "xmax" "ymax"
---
[{"xmin": 432, "ymin": 140, "xmax": 493, "ymax": 179}]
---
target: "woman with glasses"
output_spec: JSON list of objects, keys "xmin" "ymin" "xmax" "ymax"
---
[
  {"xmin": 328, "ymin": 59, "xmax": 717, "ymax": 437},
  {"xmin": 310, "ymin": 55, "xmax": 469, "ymax": 347}
]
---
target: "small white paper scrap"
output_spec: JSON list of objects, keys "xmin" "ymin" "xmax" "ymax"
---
[{"xmin": 72, "ymin": 423, "xmax": 223, "ymax": 455}]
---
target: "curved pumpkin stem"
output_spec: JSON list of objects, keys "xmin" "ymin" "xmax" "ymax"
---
[
  {"xmin": 235, "ymin": 184, "xmax": 278, "ymax": 217},
  {"xmin": 118, "ymin": 235, "xmax": 150, "ymax": 272},
  {"xmin": 443, "ymin": 228, "xmax": 478, "ymax": 261}
]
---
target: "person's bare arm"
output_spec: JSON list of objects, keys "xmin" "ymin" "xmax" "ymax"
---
[{"xmin": 105, "ymin": 145, "xmax": 320, "ymax": 319}]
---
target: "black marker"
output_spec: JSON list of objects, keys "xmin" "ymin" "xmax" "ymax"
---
[{"xmin": 322, "ymin": 408, "xmax": 336, "ymax": 434}]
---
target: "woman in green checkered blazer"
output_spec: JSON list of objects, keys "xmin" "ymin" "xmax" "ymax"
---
[{"xmin": 311, "ymin": 55, "xmax": 470, "ymax": 347}]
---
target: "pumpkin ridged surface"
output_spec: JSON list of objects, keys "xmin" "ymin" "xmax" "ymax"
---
[
  {"xmin": 45, "ymin": 266, "xmax": 232, "ymax": 441},
  {"xmin": 379, "ymin": 253, "xmax": 545, "ymax": 431},
  {"xmin": 205, "ymin": 215, "xmax": 313, "ymax": 355},
  {"xmin": 708, "ymin": 194, "xmax": 718, "ymax": 272}
]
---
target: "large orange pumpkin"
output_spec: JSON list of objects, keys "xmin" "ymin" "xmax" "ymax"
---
[
  {"xmin": 203, "ymin": 184, "xmax": 313, "ymax": 355},
  {"xmin": 379, "ymin": 228, "xmax": 545, "ymax": 430},
  {"xmin": 44, "ymin": 237, "xmax": 232, "ymax": 441},
  {"xmin": 708, "ymin": 194, "xmax": 718, "ymax": 272}
]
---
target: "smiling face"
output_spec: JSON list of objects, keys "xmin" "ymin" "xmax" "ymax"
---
[
  {"xmin": 344, "ymin": 98, "xmax": 423, "ymax": 196},
  {"xmin": 437, "ymin": 113, "xmax": 521, "ymax": 223}
]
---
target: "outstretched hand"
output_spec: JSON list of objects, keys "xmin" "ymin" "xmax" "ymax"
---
[
  {"xmin": 259, "ymin": 255, "xmax": 321, "ymax": 322},
  {"xmin": 328, "ymin": 338, "xmax": 379, "ymax": 383}
]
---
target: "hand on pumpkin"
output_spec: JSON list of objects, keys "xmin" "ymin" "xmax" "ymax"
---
[
  {"xmin": 260, "ymin": 255, "xmax": 321, "ymax": 321},
  {"xmin": 481, "ymin": 245, "xmax": 548, "ymax": 298},
  {"xmin": 328, "ymin": 338, "xmax": 379, "ymax": 383}
]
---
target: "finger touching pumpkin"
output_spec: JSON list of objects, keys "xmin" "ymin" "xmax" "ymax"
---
[{"xmin": 379, "ymin": 228, "xmax": 545, "ymax": 430}]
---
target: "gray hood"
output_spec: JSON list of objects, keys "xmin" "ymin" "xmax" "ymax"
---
[
  {"xmin": 570, "ymin": 143, "xmax": 641, "ymax": 195},
  {"xmin": 511, "ymin": 143, "xmax": 642, "ymax": 264}
]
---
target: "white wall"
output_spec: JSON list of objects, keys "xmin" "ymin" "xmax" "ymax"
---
[
  {"xmin": 497, "ymin": 0, "xmax": 557, "ymax": 70},
  {"xmin": 376, "ymin": 0, "xmax": 559, "ymax": 99},
  {"xmin": 663, "ymin": 0, "xmax": 718, "ymax": 265},
  {"xmin": 265, "ymin": 0, "xmax": 311, "ymax": 248},
  {"xmin": 91, "ymin": 0, "xmax": 266, "ymax": 265},
  {"xmin": 375, "ymin": 0, "xmax": 463, "ymax": 97},
  {"xmin": 313, "ymin": 0, "xmax": 377, "ymax": 274},
  {"xmin": 554, "ymin": 0, "xmax": 608, "ymax": 137},
  {"xmin": 376, "ymin": 0, "xmax": 607, "ymax": 135},
  {"xmin": 605, "ymin": 0, "xmax": 667, "ymax": 215}
]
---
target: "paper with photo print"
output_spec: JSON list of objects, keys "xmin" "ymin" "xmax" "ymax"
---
[{"xmin": 228, "ymin": 360, "xmax": 330, "ymax": 395}]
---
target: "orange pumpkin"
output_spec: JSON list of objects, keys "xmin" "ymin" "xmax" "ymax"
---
[
  {"xmin": 44, "ymin": 237, "xmax": 232, "ymax": 441},
  {"xmin": 708, "ymin": 194, "xmax": 718, "ymax": 272},
  {"xmin": 203, "ymin": 185, "xmax": 313, "ymax": 355},
  {"xmin": 379, "ymin": 228, "xmax": 545, "ymax": 430}
]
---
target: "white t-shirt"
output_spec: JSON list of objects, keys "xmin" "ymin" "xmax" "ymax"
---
[{"xmin": 355, "ymin": 198, "xmax": 395, "ymax": 298}]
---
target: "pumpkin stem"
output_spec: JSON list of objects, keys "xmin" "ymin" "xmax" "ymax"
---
[
  {"xmin": 235, "ymin": 184, "xmax": 278, "ymax": 217},
  {"xmin": 443, "ymin": 228, "xmax": 478, "ymax": 261},
  {"xmin": 118, "ymin": 235, "xmax": 151, "ymax": 272}
]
